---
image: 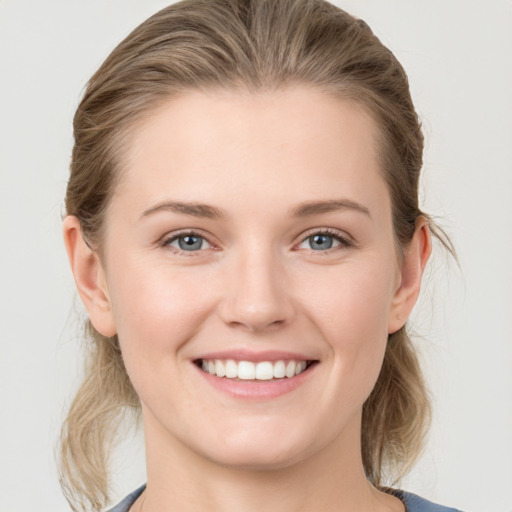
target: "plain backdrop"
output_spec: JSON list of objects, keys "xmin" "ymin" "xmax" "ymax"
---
[{"xmin": 1, "ymin": 1, "xmax": 511, "ymax": 511}]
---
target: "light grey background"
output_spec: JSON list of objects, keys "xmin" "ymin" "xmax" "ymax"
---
[{"xmin": 1, "ymin": 1, "xmax": 511, "ymax": 511}]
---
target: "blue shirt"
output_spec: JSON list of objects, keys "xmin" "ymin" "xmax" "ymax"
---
[{"xmin": 108, "ymin": 485, "xmax": 463, "ymax": 511}]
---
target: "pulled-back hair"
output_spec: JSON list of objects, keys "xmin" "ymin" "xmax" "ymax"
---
[{"xmin": 60, "ymin": 1, "xmax": 451, "ymax": 509}]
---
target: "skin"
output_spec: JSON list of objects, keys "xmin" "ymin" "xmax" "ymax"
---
[{"xmin": 64, "ymin": 87, "xmax": 431, "ymax": 512}]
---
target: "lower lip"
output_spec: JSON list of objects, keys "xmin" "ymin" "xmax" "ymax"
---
[{"xmin": 193, "ymin": 362, "xmax": 317, "ymax": 400}]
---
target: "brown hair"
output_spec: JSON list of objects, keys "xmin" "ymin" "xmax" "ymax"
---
[{"xmin": 60, "ymin": 0, "xmax": 452, "ymax": 509}]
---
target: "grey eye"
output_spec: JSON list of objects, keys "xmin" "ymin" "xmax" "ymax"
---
[
  {"xmin": 298, "ymin": 233, "xmax": 343, "ymax": 251},
  {"xmin": 308, "ymin": 234, "xmax": 335, "ymax": 250},
  {"xmin": 169, "ymin": 234, "xmax": 209, "ymax": 251}
]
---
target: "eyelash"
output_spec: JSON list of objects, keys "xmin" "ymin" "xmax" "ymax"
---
[{"xmin": 159, "ymin": 228, "xmax": 354, "ymax": 256}]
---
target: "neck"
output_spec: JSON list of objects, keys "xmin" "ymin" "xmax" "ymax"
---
[{"xmin": 140, "ymin": 410, "xmax": 403, "ymax": 512}]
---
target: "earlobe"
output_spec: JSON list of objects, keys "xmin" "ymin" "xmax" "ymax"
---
[
  {"xmin": 388, "ymin": 217, "xmax": 432, "ymax": 334},
  {"xmin": 62, "ymin": 216, "xmax": 117, "ymax": 337}
]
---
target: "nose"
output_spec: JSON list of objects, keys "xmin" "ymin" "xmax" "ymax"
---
[{"xmin": 218, "ymin": 248, "xmax": 295, "ymax": 333}]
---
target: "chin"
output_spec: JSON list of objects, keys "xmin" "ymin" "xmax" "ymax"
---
[
  {"xmin": 202, "ymin": 444, "xmax": 308, "ymax": 471},
  {"xmin": 191, "ymin": 422, "xmax": 318, "ymax": 471}
]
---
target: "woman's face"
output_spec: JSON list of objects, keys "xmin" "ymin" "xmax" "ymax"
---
[{"xmin": 94, "ymin": 87, "xmax": 416, "ymax": 469}]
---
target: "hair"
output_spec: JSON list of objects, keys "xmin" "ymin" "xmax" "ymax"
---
[{"xmin": 60, "ymin": 0, "xmax": 454, "ymax": 510}]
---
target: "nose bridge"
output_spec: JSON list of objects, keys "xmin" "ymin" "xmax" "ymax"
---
[{"xmin": 219, "ymin": 237, "xmax": 294, "ymax": 332}]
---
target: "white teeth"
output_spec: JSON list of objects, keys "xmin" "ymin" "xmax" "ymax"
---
[
  {"xmin": 237, "ymin": 361, "xmax": 256, "ymax": 380},
  {"xmin": 255, "ymin": 361, "xmax": 274, "ymax": 380},
  {"xmin": 295, "ymin": 361, "xmax": 307, "ymax": 375},
  {"xmin": 225, "ymin": 359, "xmax": 238, "ymax": 378},
  {"xmin": 285, "ymin": 361, "xmax": 296, "ymax": 378},
  {"xmin": 215, "ymin": 360, "xmax": 226, "ymax": 378},
  {"xmin": 201, "ymin": 358, "xmax": 310, "ymax": 380},
  {"xmin": 273, "ymin": 360, "xmax": 286, "ymax": 378}
]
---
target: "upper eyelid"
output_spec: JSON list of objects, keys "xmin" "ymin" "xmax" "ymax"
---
[
  {"xmin": 297, "ymin": 227, "xmax": 354, "ymax": 244},
  {"xmin": 161, "ymin": 228, "xmax": 211, "ymax": 242}
]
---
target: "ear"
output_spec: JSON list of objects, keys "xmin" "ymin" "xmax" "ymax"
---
[
  {"xmin": 388, "ymin": 217, "xmax": 432, "ymax": 334},
  {"xmin": 63, "ymin": 215, "xmax": 117, "ymax": 337}
]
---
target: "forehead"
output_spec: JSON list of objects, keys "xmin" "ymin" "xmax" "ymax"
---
[{"xmin": 114, "ymin": 87, "xmax": 388, "ymax": 218}]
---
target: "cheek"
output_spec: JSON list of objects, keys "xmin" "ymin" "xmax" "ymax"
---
[
  {"xmin": 107, "ymin": 258, "xmax": 215, "ymax": 364},
  {"xmin": 301, "ymin": 257, "xmax": 396, "ymax": 340},
  {"xmin": 107, "ymin": 263, "xmax": 219, "ymax": 415},
  {"xmin": 298, "ymin": 257, "xmax": 396, "ymax": 394}
]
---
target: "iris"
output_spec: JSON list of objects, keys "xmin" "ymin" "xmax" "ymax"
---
[
  {"xmin": 309, "ymin": 234, "xmax": 334, "ymax": 250},
  {"xmin": 178, "ymin": 235, "xmax": 204, "ymax": 251}
]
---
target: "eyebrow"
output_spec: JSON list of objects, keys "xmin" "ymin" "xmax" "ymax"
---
[
  {"xmin": 140, "ymin": 201, "xmax": 225, "ymax": 220},
  {"xmin": 140, "ymin": 198, "xmax": 371, "ymax": 221},
  {"xmin": 289, "ymin": 199, "xmax": 371, "ymax": 218}
]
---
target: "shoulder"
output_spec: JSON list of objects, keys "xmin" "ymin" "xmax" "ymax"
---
[
  {"xmin": 107, "ymin": 486, "xmax": 463, "ymax": 512},
  {"xmin": 394, "ymin": 490, "xmax": 464, "ymax": 512},
  {"xmin": 107, "ymin": 485, "xmax": 146, "ymax": 512}
]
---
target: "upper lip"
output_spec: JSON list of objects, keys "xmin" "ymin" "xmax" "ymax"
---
[{"xmin": 194, "ymin": 349, "xmax": 317, "ymax": 363}]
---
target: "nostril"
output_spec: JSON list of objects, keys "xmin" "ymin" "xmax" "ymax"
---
[{"xmin": 225, "ymin": 317, "xmax": 289, "ymax": 333}]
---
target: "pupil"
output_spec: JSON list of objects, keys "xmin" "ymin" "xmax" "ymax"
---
[{"xmin": 311, "ymin": 234, "xmax": 332, "ymax": 250}]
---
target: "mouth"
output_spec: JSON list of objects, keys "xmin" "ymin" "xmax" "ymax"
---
[{"xmin": 194, "ymin": 358, "xmax": 317, "ymax": 381}]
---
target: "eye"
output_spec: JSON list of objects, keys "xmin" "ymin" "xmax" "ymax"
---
[
  {"xmin": 165, "ymin": 232, "xmax": 213, "ymax": 252},
  {"xmin": 297, "ymin": 230, "xmax": 351, "ymax": 251}
]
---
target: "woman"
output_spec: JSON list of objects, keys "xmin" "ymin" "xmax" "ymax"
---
[{"xmin": 60, "ymin": 0, "xmax": 459, "ymax": 510}]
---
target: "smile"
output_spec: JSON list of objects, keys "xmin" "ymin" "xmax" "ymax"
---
[{"xmin": 197, "ymin": 359, "xmax": 312, "ymax": 381}]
